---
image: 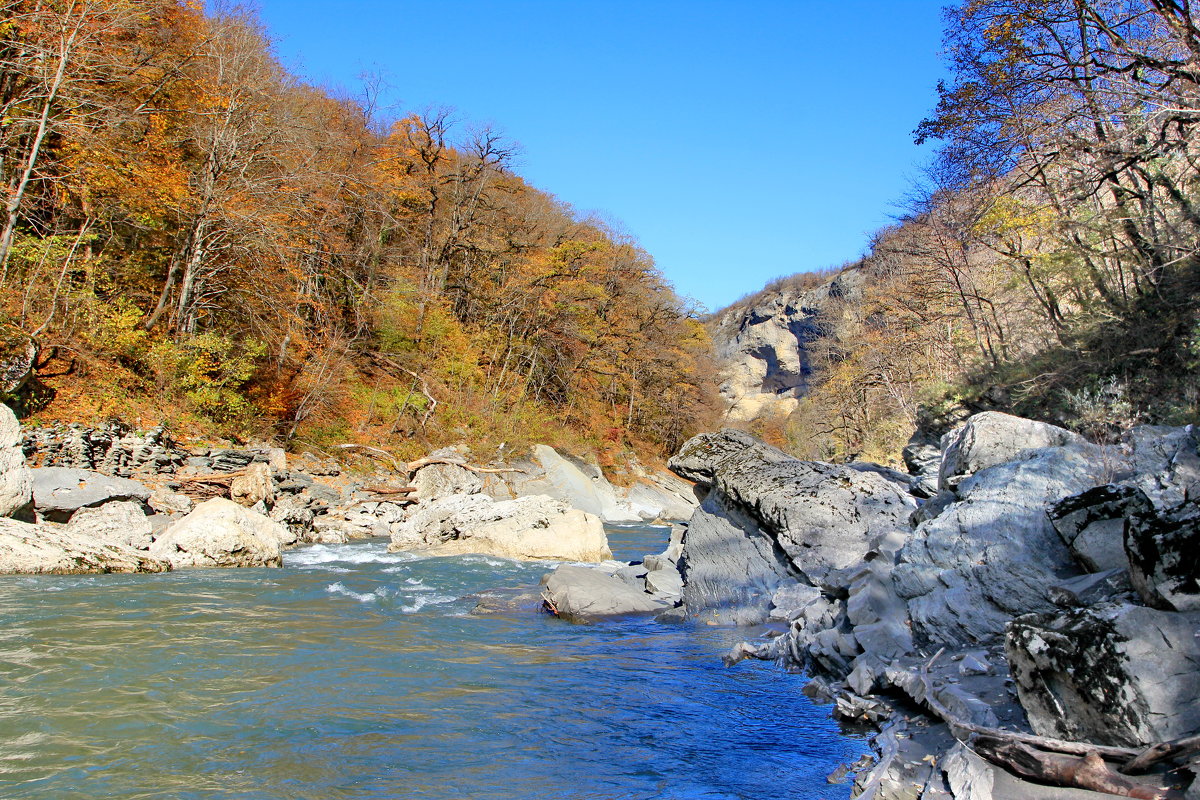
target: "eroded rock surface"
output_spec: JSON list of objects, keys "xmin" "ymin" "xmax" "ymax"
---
[
  {"xmin": 1125, "ymin": 498, "xmax": 1200, "ymax": 611},
  {"xmin": 32, "ymin": 467, "xmax": 152, "ymax": 522},
  {"xmin": 1007, "ymin": 603, "xmax": 1200, "ymax": 747},
  {"xmin": 0, "ymin": 403, "xmax": 31, "ymax": 518}
]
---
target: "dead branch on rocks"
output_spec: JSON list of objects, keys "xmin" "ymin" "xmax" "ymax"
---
[
  {"xmin": 403, "ymin": 456, "xmax": 524, "ymax": 476},
  {"xmin": 972, "ymin": 736, "xmax": 1184, "ymax": 800},
  {"xmin": 1121, "ymin": 734, "xmax": 1200, "ymax": 776}
]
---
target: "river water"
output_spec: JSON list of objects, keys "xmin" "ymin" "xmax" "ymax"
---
[{"xmin": 0, "ymin": 525, "xmax": 864, "ymax": 799}]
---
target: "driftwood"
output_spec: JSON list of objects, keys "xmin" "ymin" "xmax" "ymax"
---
[
  {"xmin": 1122, "ymin": 734, "xmax": 1200, "ymax": 775},
  {"xmin": 361, "ymin": 485, "xmax": 417, "ymax": 496},
  {"xmin": 403, "ymin": 456, "xmax": 524, "ymax": 476},
  {"xmin": 176, "ymin": 469, "xmax": 247, "ymax": 483},
  {"xmin": 972, "ymin": 736, "xmax": 1183, "ymax": 800}
]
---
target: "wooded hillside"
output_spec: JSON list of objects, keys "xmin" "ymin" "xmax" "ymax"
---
[
  {"xmin": 0, "ymin": 0, "xmax": 719, "ymax": 460},
  {"xmin": 750, "ymin": 0, "xmax": 1200, "ymax": 463}
]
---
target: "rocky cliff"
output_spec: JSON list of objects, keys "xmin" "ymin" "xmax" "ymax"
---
[{"xmin": 708, "ymin": 268, "xmax": 863, "ymax": 422}]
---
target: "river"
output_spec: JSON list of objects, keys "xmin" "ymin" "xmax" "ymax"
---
[{"xmin": 0, "ymin": 524, "xmax": 865, "ymax": 799}]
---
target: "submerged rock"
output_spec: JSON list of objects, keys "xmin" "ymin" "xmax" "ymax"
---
[
  {"xmin": 1007, "ymin": 603, "xmax": 1200, "ymax": 747},
  {"xmin": 540, "ymin": 564, "xmax": 672, "ymax": 620},
  {"xmin": 148, "ymin": 498, "xmax": 285, "ymax": 568}
]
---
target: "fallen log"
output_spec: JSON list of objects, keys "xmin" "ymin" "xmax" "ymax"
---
[
  {"xmin": 972, "ymin": 736, "xmax": 1184, "ymax": 800},
  {"xmin": 176, "ymin": 470, "xmax": 247, "ymax": 484},
  {"xmin": 360, "ymin": 485, "xmax": 417, "ymax": 496},
  {"xmin": 403, "ymin": 456, "xmax": 525, "ymax": 476},
  {"xmin": 1122, "ymin": 734, "xmax": 1200, "ymax": 775}
]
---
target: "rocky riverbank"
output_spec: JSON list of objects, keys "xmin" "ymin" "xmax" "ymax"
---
[
  {"xmin": 1, "ymin": 411, "xmax": 697, "ymax": 574},
  {"xmin": 659, "ymin": 413, "xmax": 1200, "ymax": 800}
]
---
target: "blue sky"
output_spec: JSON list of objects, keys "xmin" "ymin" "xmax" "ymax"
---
[{"xmin": 254, "ymin": 0, "xmax": 948, "ymax": 312}]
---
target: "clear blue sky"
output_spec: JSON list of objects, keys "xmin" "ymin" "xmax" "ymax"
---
[{"xmin": 253, "ymin": 0, "xmax": 948, "ymax": 312}]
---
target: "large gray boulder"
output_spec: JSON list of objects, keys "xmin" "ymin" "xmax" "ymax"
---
[
  {"xmin": 1048, "ymin": 484, "xmax": 1152, "ymax": 573},
  {"xmin": 0, "ymin": 517, "xmax": 168, "ymax": 574},
  {"xmin": 0, "ymin": 403, "xmax": 31, "ymax": 517},
  {"xmin": 64, "ymin": 500, "xmax": 154, "ymax": 550},
  {"xmin": 669, "ymin": 429, "xmax": 914, "ymax": 624},
  {"xmin": 938, "ymin": 411, "xmax": 1085, "ymax": 490},
  {"xmin": 541, "ymin": 564, "xmax": 673, "ymax": 620},
  {"xmin": 1125, "ymin": 499, "xmax": 1200, "ymax": 612},
  {"xmin": 31, "ymin": 467, "xmax": 152, "ymax": 522},
  {"xmin": 389, "ymin": 493, "xmax": 611, "ymax": 562},
  {"xmin": 1007, "ymin": 603, "xmax": 1200, "ymax": 747},
  {"xmin": 148, "ymin": 498, "xmax": 285, "ymax": 568}
]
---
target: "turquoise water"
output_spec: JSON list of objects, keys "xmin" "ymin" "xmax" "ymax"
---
[{"xmin": 0, "ymin": 525, "xmax": 864, "ymax": 799}]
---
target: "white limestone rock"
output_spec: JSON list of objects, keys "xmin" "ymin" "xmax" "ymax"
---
[
  {"xmin": 0, "ymin": 516, "xmax": 168, "ymax": 574},
  {"xmin": 389, "ymin": 493, "xmax": 611, "ymax": 562},
  {"xmin": 148, "ymin": 498, "xmax": 285, "ymax": 568},
  {"xmin": 64, "ymin": 500, "xmax": 154, "ymax": 550}
]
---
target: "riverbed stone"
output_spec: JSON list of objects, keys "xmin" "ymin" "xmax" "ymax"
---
[
  {"xmin": 1006, "ymin": 603, "xmax": 1200, "ymax": 747},
  {"xmin": 230, "ymin": 462, "xmax": 274, "ymax": 507},
  {"xmin": 0, "ymin": 516, "xmax": 168, "ymax": 574},
  {"xmin": 0, "ymin": 403, "xmax": 31, "ymax": 518},
  {"xmin": 148, "ymin": 498, "xmax": 285, "ymax": 568},
  {"xmin": 65, "ymin": 500, "xmax": 154, "ymax": 550},
  {"xmin": 540, "ymin": 564, "xmax": 672, "ymax": 620},
  {"xmin": 31, "ymin": 467, "xmax": 152, "ymax": 522},
  {"xmin": 1048, "ymin": 484, "xmax": 1152, "ymax": 573},
  {"xmin": 412, "ymin": 447, "xmax": 483, "ymax": 500},
  {"xmin": 938, "ymin": 411, "xmax": 1086, "ymax": 491},
  {"xmin": 390, "ymin": 493, "xmax": 611, "ymax": 561}
]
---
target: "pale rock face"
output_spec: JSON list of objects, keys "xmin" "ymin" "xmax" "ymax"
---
[
  {"xmin": 388, "ymin": 493, "xmax": 611, "ymax": 562},
  {"xmin": 708, "ymin": 271, "xmax": 862, "ymax": 423},
  {"xmin": 0, "ymin": 516, "xmax": 168, "ymax": 574},
  {"xmin": 0, "ymin": 403, "xmax": 32, "ymax": 517},
  {"xmin": 412, "ymin": 447, "xmax": 483, "ymax": 501},
  {"xmin": 148, "ymin": 487, "xmax": 194, "ymax": 515},
  {"xmin": 149, "ymin": 498, "xmax": 285, "ymax": 568},
  {"xmin": 65, "ymin": 500, "xmax": 154, "ymax": 550},
  {"xmin": 525, "ymin": 445, "xmax": 639, "ymax": 523}
]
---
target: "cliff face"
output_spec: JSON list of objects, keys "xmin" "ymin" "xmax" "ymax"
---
[{"xmin": 709, "ymin": 268, "xmax": 862, "ymax": 422}]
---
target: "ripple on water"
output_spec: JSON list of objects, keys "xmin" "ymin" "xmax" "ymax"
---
[{"xmin": 0, "ymin": 527, "xmax": 866, "ymax": 799}]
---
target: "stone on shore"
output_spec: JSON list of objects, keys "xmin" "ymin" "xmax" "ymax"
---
[
  {"xmin": 540, "ymin": 564, "xmax": 672, "ymax": 620},
  {"xmin": 148, "ymin": 498, "xmax": 285, "ymax": 568},
  {"xmin": 1006, "ymin": 603, "xmax": 1200, "ymax": 747},
  {"xmin": 389, "ymin": 493, "xmax": 611, "ymax": 561},
  {"xmin": 0, "ymin": 516, "xmax": 168, "ymax": 574},
  {"xmin": 31, "ymin": 467, "xmax": 152, "ymax": 522},
  {"xmin": 64, "ymin": 500, "xmax": 154, "ymax": 550},
  {"xmin": 1048, "ymin": 484, "xmax": 1152, "ymax": 573},
  {"xmin": 0, "ymin": 403, "xmax": 31, "ymax": 518},
  {"xmin": 411, "ymin": 448, "xmax": 483, "ymax": 501},
  {"xmin": 230, "ymin": 462, "xmax": 274, "ymax": 507}
]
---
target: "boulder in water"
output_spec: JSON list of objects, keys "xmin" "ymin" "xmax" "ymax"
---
[
  {"xmin": 390, "ymin": 493, "xmax": 611, "ymax": 562},
  {"xmin": 148, "ymin": 498, "xmax": 285, "ymax": 568},
  {"xmin": 541, "ymin": 564, "xmax": 673, "ymax": 620}
]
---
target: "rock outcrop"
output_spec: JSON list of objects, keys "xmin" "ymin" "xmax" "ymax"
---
[
  {"xmin": 64, "ymin": 500, "xmax": 155, "ymax": 550},
  {"xmin": 148, "ymin": 498, "xmax": 286, "ymax": 568},
  {"xmin": 668, "ymin": 428, "xmax": 914, "ymax": 624},
  {"xmin": 708, "ymin": 271, "xmax": 863, "ymax": 423},
  {"xmin": 388, "ymin": 493, "xmax": 611, "ymax": 562}
]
